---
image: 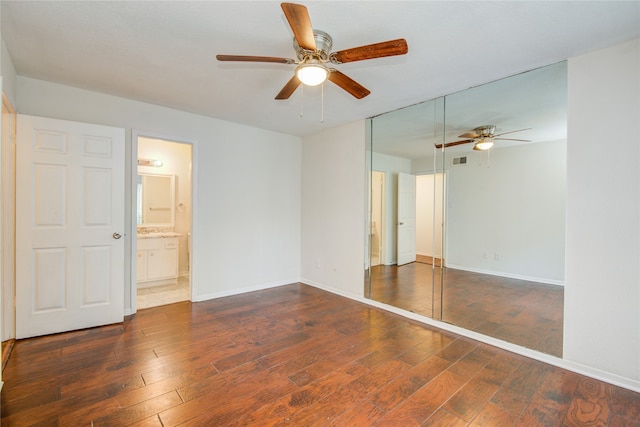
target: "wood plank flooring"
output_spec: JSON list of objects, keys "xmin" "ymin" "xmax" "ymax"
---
[
  {"xmin": 368, "ymin": 264, "xmax": 564, "ymax": 357},
  {"xmin": 2, "ymin": 283, "xmax": 637, "ymax": 426}
]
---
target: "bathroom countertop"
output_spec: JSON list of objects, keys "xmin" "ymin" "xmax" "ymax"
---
[{"xmin": 137, "ymin": 232, "xmax": 182, "ymax": 239}]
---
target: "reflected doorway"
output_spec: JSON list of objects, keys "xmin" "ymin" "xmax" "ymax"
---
[{"xmin": 369, "ymin": 170, "xmax": 446, "ymax": 319}]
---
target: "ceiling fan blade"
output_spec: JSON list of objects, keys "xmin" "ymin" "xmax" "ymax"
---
[
  {"xmin": 327, "ymin": 70, "xmax": 371, "ymax": 99},
  {"xmin": 494, "ymin": 138, "xmax": 532, "ymax": 142},
  {"xmin": 331, "ymin": 39, "xmax": 408, "ymax": 64},
  {"xmin": 493, "ymin": 127, "xmax": 532, "ymax": 137},
  {"xmin": 216, "ymin": 55, "xmax": 295, "ymax": 64},
  {"xmin": 281, "ymin": 3, "xmax": 316, "ymax": 51},
  {"xmin": 275, "ymin": 75, "xmax": 301, "ymax": 100},
  {"xmin": 458, "ymin": 132, "xmax": 480, "ymax": 139},
  {"xmin": 434, "ymin": 139, "xmax": 474, "ymax": 149}
]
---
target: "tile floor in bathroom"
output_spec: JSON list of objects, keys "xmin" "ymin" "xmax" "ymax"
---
[{"xmin": 136, "ymin": 276, "xmax": 190, "ymax": 309}]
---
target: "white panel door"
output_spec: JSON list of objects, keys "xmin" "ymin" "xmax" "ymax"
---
[
  {"xmin": 16, "ymin": 115, "xmax": 125, "ymax": 339},
  {"xmin": 397, "ymin": 172, "xmax": 417, "ymax": 266}
]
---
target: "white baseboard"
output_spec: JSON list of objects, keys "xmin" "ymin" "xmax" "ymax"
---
[
  {"xmin": 444, "ymin": 263, "xmax": 565, "ymax": 287},
  {"xmin": 302, "ymin": 279, "xmax": 639, "ymax": 393},
  {"xmin": 191, "ymin": 278, "xmax": 299, "ymax": 302},
  {"xmin": 164, "ymin": 276, "xmax": 637, "ymax": 393}
]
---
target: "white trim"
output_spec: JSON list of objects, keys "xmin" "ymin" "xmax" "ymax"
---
[
  {"xmin": 301, "ymin": 278, "xmax": 640, "ymax": 394},
  {"xmin": 192, "ymin": 278, "xmax": 300, "ymax": 303},
  {"xmin": 129, "ymin": 130, "xmax": 198, "ymax": 315},
  {"xmin": 444, "ymin": 263, "xmax": 565, "ymax": 287}
]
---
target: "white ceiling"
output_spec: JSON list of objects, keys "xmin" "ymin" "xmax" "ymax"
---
[{"xmin": 2, "ymin": 1, "xmax": 639, "ymax": 137}]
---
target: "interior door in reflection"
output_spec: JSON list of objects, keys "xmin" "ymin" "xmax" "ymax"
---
[{"xmin": 397, "ymin": 172, "xmax": 416, "ymax": 266}]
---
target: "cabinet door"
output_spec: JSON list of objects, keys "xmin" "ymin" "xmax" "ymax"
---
[
  {"xmin": 147, "ymin": 248, "xmax": 178, "ymax": 280},
  {"xmin": 136, "ymin": 251, "xmax": 148, "ymax": 282}
]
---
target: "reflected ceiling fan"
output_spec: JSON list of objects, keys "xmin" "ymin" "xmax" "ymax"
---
[
  {"xmin": 435, "ymin": 125, "xmax": 531, "ymax": 151},
  {"xmin": 216, "ymin": 2, "xmax": 408, "ymax": 100}
]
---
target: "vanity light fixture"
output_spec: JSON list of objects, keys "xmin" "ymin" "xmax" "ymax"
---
[{"xmin": 137, "ymin": 158, "xmax": 163, "ymax": 167}]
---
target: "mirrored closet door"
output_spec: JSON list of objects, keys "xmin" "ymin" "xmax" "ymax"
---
[{"xmin": 365, "ymin": 62, "xmax": 567, "ymax": 357}]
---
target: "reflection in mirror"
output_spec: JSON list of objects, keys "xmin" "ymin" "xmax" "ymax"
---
[
  {"xmin": 366, "ymin": 97, "xmax": 446, "ymax": 319},
  {"xmin": 137, "ymin": 173, "xmax": 175, "ymax": 227},
  {"xmin": 366, "ymin": 62, "xmax": 566, "ymax": 357}
]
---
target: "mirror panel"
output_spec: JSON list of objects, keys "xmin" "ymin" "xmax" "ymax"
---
[
  {"xmin": 137, "ymin": 173, "xmax": 175, "ymax": 227},
  {"xmin": 441, "ymin": 62, "xmax": 566, "ymax": 356},
  {"xmin": 366, "ymin": 62, "xmax": 566, "ymax": 357},
  {"xmin": 366, "ymin": 97, "xmax": 446, "ymax": 319}
]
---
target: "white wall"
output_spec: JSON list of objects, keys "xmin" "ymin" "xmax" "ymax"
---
[
  {"xmin": 1, "ymin": 40, "xmax": 17, "ymax": 107},
  {"xmin": 564, "ymin": 39, "xmax": 639, "ymax": 385},
  {"xmin": 16, "ymin": 77, "xmax": 302, "ymax": 312},
  {"xmin": 301, "ymin": 121, "xmax": 365, "ymax": 297},
  {"xmin": 446, "ymin": 140, "xmax": 566, "ymax": 284}
]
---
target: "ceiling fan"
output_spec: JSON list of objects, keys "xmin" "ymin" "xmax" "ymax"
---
[
  {"xmin": 216, "ymin": 2, "xmax": 408, "ymax": 100},
  {"xmin": 435, "ymin": 125, "xmax": 531, "ymax": 151}
]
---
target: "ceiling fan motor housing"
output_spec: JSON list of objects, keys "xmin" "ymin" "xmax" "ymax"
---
[
  {"xmin": 475, "ymin": 125, "xmax": 496, "ymax": 137},
  {"xmin": 294, "ymin": 29, "xmax": 333, "ymax": 61}
]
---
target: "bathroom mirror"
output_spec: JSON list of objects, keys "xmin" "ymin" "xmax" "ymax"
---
[
  {"xmin": 136, "ymin": 173, "xmax": 175, "ymax": 227},
  {"xmin": 366, "ymin": 62, "xmax": 567, "ymax": 357}
]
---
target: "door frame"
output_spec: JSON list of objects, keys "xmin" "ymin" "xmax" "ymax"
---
[
  {"xmin": 415, "ymin": 172, "xmax": 446, "ymax": 263},
  {"xmin": 128, "ymin": 130, "xmax": 198, "ymax": 314},
  {"xmin": 370, "ymin": 170, "xmax": 386, "ymax": 266},
  {"xmin": 2, "ymin": 92, "xmax": 16, "ymax": 342}
]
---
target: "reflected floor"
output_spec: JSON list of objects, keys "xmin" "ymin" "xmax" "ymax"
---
[
  {"xmin": 137, "ymin": 276, "xmax": 190, "ymax": 310},
  {"xmin": 368, "ymin": 263, "xmax": 563, "ymax": 357}
]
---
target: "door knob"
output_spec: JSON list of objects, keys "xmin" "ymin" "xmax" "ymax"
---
[{"xmin": 113, "ymin": 232, "xmax": 122, "ymax": 239}]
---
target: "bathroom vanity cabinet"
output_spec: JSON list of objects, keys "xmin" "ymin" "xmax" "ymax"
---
[{"xmin": 137, "ymin": 235, "xmax": 179, "ymax": 287}]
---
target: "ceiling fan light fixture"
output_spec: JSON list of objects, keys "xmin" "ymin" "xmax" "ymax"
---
[
  {"xmin": 296, "ymin": 63, "xmax": 328, "ymax": 86},
  {"xmin": 474, "ymin": 138, "xmax": 494, "ymax": 151}
]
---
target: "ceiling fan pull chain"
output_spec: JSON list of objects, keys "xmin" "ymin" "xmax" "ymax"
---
[
  {"xmin": 300, "ymin": 84, "xmax": 304, "ymax": 118},
  {"xmin": 321, "ymin": 82, "xmax": 325, "ymax": 123}
]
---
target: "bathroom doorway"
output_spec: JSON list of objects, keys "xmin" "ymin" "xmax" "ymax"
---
[{"xmin": 135, "ymin": 136, "xmax": 193, "ymax": 309}]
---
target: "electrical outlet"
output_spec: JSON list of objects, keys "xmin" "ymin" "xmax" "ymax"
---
[{"xmin": 494, "ymin": 252, "xmax": 501, "ymax": 260}]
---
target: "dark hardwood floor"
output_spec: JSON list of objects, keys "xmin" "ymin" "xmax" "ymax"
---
[
  {"xmin": 2, "ymin": 283, "xmax": 637, "ymax": 426},
  {"xmin": 368, "ymin": 263, "xmax": 564, "ymax": 357}
]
